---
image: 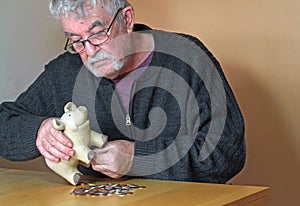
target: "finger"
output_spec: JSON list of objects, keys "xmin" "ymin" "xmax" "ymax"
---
[
  {"xmin": 41, "ymin": 149, "xmax": 60, "ymax": 162},
  {"xmin": 50, "ymin": 128, "xmax": 73, "ymax": 148},
  {"xmin": 91, "ymin": 149, "xmax": 111, "ymax": 165},
  {"xmin": 51, "ymin": 139, "xmax": 74, "ymax": 157},
  {"xmin": 42, "ymin": 138, "xmax": 73, "ymax": 161},
  {"xmin": 47, "ymin": 131, "xmax": 74, "ymax": 157},
  {"xmin": 91, "ymin": 164, "xmax": 122, "ymax": 179},
  {"xmin": 36, "ymin": 118, "xmax": 72, "ymax": 161},
  {"xmin": 36, "ymin": 143, "xmax": 60, "ymax": 162},
  {"xmin": 37, "ymin": 134, "xmax": 73, "ymax": 161}
]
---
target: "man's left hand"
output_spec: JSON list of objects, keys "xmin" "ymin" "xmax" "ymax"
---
[{"xmin": 91, "ymin": 140, "xmax": 134, "ymax": 178}]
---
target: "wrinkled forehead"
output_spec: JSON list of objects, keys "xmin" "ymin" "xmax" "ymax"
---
[
  {"xmin": 60, "ymin": 5, "xmax": 110, "ymax": 32},
  {"xmin": 61, "ymin": 3, "xmax": 108, "ymax": 21}
]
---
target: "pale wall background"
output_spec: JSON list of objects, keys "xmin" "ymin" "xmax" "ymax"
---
[{"xmin": 0, "ymin": 1, "xmax": 299, "ymax": 206}]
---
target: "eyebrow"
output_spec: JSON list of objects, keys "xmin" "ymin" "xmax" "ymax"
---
[
  {"xmin": 89, "ymin": 20, "xmax": 105, "ymax": 30},
  {"xmin": 64, "ymin": 31, "xmax": 79, "ymax": 37},
  {"xmin": 64, "ymin": 20, "xmax": 106, "ymax": 37}
]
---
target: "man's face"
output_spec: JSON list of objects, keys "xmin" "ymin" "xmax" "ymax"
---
[{"xmin": 61, "ymin": 6, "xmax": 130, "ymax": 79}]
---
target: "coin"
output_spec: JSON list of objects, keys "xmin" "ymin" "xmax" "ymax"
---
[{"xmin": 70, "ymin": 182, "xmax": 146, "ymax": 197}]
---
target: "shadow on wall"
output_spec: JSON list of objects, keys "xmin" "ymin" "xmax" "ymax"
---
[{"xmin": 227, "ymin": 64, "xmax": 300, "ymax": 206}]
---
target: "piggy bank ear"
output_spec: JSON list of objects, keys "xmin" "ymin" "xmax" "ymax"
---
[
  {"xmin": 64, "ymin": 102, "xmax": 77, "ymax": 112},
  {"xmin": 75, "ymin": 106, "xmax": 88, "ymax": 126},
  {"xmin": 52, "ymin": 118, "xmax": 65, "ymax": 131}
]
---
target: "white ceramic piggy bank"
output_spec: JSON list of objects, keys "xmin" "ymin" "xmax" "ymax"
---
[{"xmin": 45, "ymin": 102, "xmax": 107, "ymax": 185}]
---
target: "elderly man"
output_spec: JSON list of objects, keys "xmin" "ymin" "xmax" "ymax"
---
[{"xmin": 0, "ymin": 0, "xmax": 246, "ymax": 183}]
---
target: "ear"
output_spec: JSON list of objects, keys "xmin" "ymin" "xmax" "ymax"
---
[
  {"xmin": 52, "ymin": 118, "xmax": 65, "ymax": 131},
  {"xmin": 122, "ymin": 6, "xmax": 135, "ymax": 33},
  {"xmin": 76, "ymin": 106, "xmax": 88, "ymax": 126},
  {"xmin": 64, "ymin": 102, "xmax": 77, "ymax": 112}
]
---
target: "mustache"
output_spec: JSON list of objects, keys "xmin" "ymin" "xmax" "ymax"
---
[{"xmin": 87, "ymin": 51, "xmax": 115, "ymax": 65}]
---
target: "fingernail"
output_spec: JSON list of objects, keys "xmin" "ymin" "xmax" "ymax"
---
[
  {"xmin": 63, "ymin": 156, "xmax": 70, "ymax": 161},
  {"xmin": 69, "ymin": 150, "xmax": 75, "ymax": 156}
]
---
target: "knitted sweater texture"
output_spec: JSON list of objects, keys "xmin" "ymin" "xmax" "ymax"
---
[{"xmin": 0, "ymin": 27, "xmax": 245, "ymax": 183}]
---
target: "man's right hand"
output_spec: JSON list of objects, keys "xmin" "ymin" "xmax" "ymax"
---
[{"xmin": 36, "ymin": 118, "xmax": 74, "ymax": 162}]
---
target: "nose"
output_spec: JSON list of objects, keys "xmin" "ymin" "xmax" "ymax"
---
[{"xmin": 84, "ymin": 41, "xmax": 99, "ymax": 57}]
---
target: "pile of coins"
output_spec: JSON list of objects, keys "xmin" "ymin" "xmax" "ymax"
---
[{"xmin": 70, "ymin": 182, "xmax": 146, "ymax": 197}]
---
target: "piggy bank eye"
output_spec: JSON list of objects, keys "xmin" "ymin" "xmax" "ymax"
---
[{"xmin": 68, "ymin": 114, "xmax": 71, "ymax": 117}]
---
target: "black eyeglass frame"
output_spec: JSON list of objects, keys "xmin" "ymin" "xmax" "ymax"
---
[{"xmin": 64, "ymin": 7, "xmax": 124, "ymax": 54}]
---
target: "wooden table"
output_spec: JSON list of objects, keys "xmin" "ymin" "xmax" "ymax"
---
[{"xmin": 0, "ymin": 168, "xmax": 269, "ymax": 206}]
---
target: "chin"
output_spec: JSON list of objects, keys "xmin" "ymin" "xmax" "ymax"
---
[
  {"xmin": 86, "ymin": 62, "xmax": 124, "ymax": 79},
  {"xmin": 90, "ymin": 68, "xmax": 119, "ymax": 79}
]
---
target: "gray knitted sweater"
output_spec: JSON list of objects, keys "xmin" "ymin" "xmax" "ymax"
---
[{"xmin": 0, "ymin": 27, "xmax": 245, "ymax": 183}]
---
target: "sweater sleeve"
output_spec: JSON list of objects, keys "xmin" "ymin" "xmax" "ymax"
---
[
  {"xmin": 0, "ymin": 69, "xmax": 55, "ymax": 161},
  {"xmin": 0, "ymin": 53, "xmax": 80, "ymax": 161}
]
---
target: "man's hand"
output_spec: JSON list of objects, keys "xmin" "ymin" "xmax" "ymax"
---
[
  {"xmin": 36, "ymin": 118, "xmax": 74, "ymax": 162},
  {"xmin": 91, "ymin": 140, "xmax": 134, "ymax": 178}
]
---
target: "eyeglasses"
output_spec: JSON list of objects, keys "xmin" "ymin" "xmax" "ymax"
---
[{"xmin": 64, "ymin": 8, "xmax": 124, "ymax": 54}]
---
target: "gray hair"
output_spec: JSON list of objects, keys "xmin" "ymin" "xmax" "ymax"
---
[{"xmin": 49, "ymin": 0, "xmax": 131, "ymax": 20}]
